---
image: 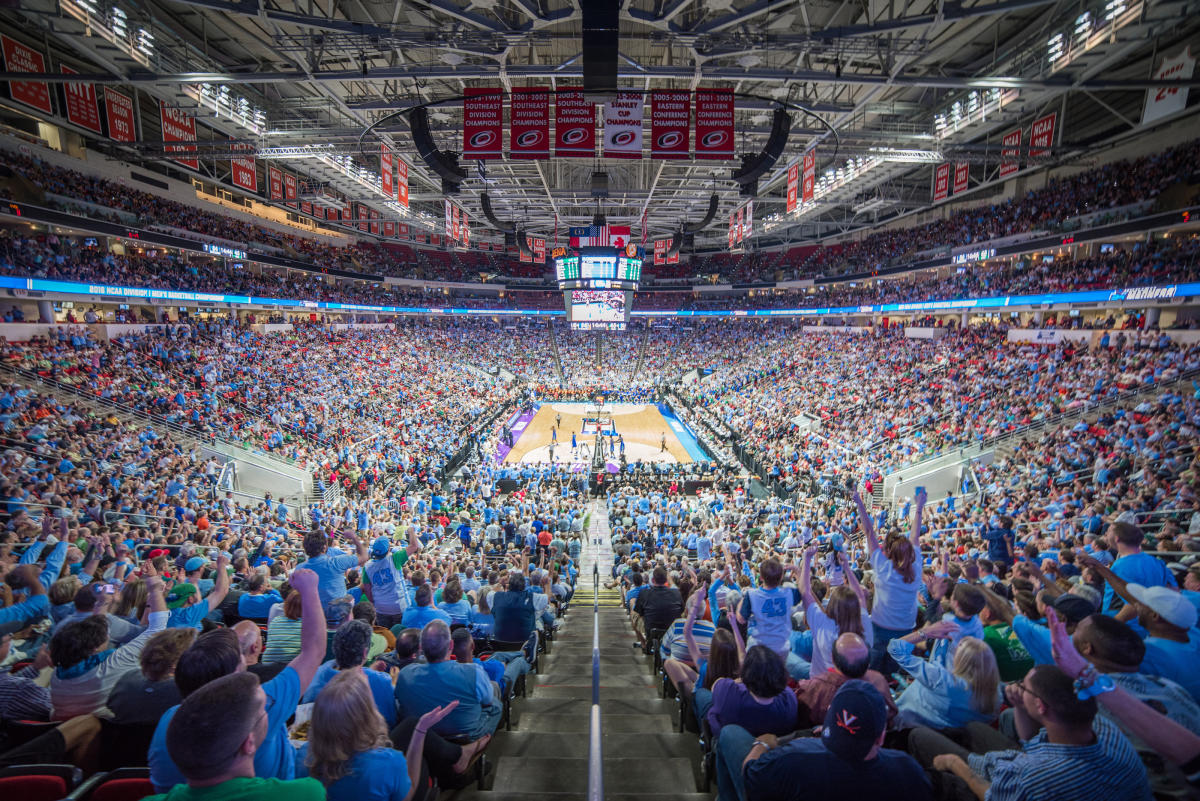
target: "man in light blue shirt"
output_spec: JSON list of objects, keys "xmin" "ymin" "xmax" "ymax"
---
[
  {"xmin": 294, "ymin": 530, "xmax": 367, "ymax": 613},
  {"xmin": 399, "ymin": 584, "xmax": 452, "ymax": 629},
  {"xmin": 393, "ymin": 620, "xmax": 501, "ymax": 740},
  {"xmin": 1102, "ymin": 522, "xmax": 1175, "ymax": 614}
]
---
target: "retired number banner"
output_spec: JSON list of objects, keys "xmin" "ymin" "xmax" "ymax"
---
[
  {"xmin": 103, "ymin": 88, "xmax": 136, "ymax": 143},
  {"xmin": 159, "ymin": 102, "xmax": 199, "ymax": 170},
  {"xmin": 463, "ymin": 87, "xmax": 503, "ymax": 159},
  {"xmin": 510, "ymin": 87, "xmax": 550, "ymax": 159},
  {"xmin": 650, "ymin": 90, "xmax": 690, "ymax": 159},
  {"xmin": 61, "ymin": 66, "xmax": 102, "ymax": 134},
  {"xmin": 694, "ymin": 88, "xmax": 734, "ymax": 160},
  {"xmin": 1, "ymin": 35, "xmax": 52, "ymax": 115},
  {"xmin": 555, "ymin": 86, "xmax": 595, "ymax": 157}
]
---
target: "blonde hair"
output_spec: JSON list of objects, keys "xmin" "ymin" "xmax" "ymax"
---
[
  {"xmin": 305, "ymin": 670, "xmax": 391, "ymax": 784},
  {"xmin": 952, "ymin": 636, "xmax": 1000, "ymax": 716}
]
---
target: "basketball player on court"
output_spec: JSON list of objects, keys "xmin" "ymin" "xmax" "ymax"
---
[{"xmin": 660, "ymin": 432, "xmax": 666, "ymax": 453}]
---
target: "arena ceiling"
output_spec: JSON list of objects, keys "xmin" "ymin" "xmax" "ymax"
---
[{"xmin": 2, "ymin": 0, "xmax": 1200, "ymax": 249}]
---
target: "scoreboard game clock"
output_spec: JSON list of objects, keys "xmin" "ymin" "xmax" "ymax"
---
[{"xmin": 554, "ymin": 245, "xmax": 641, "ymax": 330}]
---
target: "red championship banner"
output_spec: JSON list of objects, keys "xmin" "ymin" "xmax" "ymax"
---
[
  {"xmin": 380, "ymin": 145, "xmax": 393, "ymax": 197},
  {"xmin": 283, "ymin": 172, "xmax": 297, "ymax": 206},
  {"xmin": 532, "ymin": 236, "xmax": 546, "ymax": 263},
  {"xmin": 603, "ymin": 92, "xmax": 644, "ymax": 159},
  {"xmin": 461, "ymin": 211, "xmax": 470, "ymax": 247},
  {"xmin": 103, "ymin": 88, "xmax": 136, "ymax": 143},
  {"xmin": 444, "ymin": 199, "xmax": 453, "ymax": 240},
  {"xmin": 694, "ymin": 88, "xmax": 734, "ymax": 160},
  {"xmin": 451, "ymin": 203, "xmax": 461, "ymax": 242},
  {"xmin": 654, "ymin": 239, "xmax": 667, "ymax": 266},
  {"xmin": 357, "ymin": 204, "xmax": 368, "ymax": 232},
  {"xmin": 383, "ymin": 220, "xmax": 395, "ymax": 237},
  {"xmin": 786, "ymin": 160, "xmax": 800, "ymax": 213},
  {"xmin": 801, "ymin": 150, "xmax": 817, "ymax": 203},
  {"xmin": 736, "ymin": 205, "xmax": 745, "ymax": 244},
  {"xmin": 299, "ymin": 200, "xmax": 312, "ymax": 216},
  {"xmin": 267, "ymin": 166, "xmax": 283, "ymax": 200},
  {"xmin": 932, "ymin": 163, "xmax": 951, "ymax": 202},
  {"xmin": 230, "ymin": 142, "xmax": 257, "ymax": 193},
  {"xmin": 999, "ymin": 128, "xmax": 1021, "ymax": 178},
  {"xmin": 415, "ymin": 231, "xmax": 427, "ymax": 244},
  {"xmin": 398, "ymin": 223, "xmax": 409, "ymax": 238},
  {"xmin": 1, "ymin": 35, "xmax": 52, "ymax": 115},
  {"xmin": 342, "ymin": 204, "xmax": 352, "ymax": 225},
  {"xmin": 666, "ymin": 247, "xmax": 679, "ymax": 265},
  {"xmin": 728, "ymin": 212, "xmax": 736, "ymax": 250},
  {"xmin": 1029, "ymin": 112, "xmax": 1056, "ymax": 158},
  {"xmin": 463, "ymin": 87, "xmax": 503, "ymax": 159},
  {"xmin": 744, "ymin": 200, "xmax": 753, "ymax": 239},
  {"xmin": 159, "ymin": 102, "xmax": 199, "ymax": 170},
  {"xmin": 555, "ymin": 86, "xmax": 595, "ymax": 157},
  {"xmin": 432, "ymin": 234, "xmax": 442, "ymax": 247},
  {"xmin": 510, "ymin": 86, "xmax": 550, "ymax": 159},
  {"xmin": 395, "ymin": 158, "xmax": 409, "ymax": 208},
  {"xmin": 953, "ymin": 163, "xmax": 970, "ymax": 195},
  {"xmin": 650, "ymin": 89, "xmax": 690, "ymax": 159},
  {"xmin": 370, "ymin": 208, "xmax": 380, "ymax": 236},
  {"xmin": 60, "ymin": 66, "xmax": 101, "ymax": 134}
]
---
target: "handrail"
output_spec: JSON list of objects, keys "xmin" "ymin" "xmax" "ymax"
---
[{"xmin": 588, "ymin": 560, "xmax": 603, "ymax": 801}]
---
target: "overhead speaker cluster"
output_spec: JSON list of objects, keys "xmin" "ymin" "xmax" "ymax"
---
[
  {"xmin": 731, "ymin": 108, "xmax": 792, "ymax": 197},
  {"xmin": 410, "ymin": 106, "xmax": 467, "ymax": 195},
  {"xmin": 590, "ymin": 171, "xmax": 610, "ymax": 198},
  {"xmin": 682, "ymin": 194, "xmax": 719, "ymax": 235},
  {"xmin": 581, "ymin": 3, "xmax": 619, "ymax": 102},
  {"xmin": 481, "ymin": 193, "xmax": 515, "ymax": 235}
]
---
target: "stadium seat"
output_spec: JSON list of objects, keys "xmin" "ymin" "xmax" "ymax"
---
[
  {"xmin": 65, "ymin": 768, "xmax": 154, "ymax": 801},
  {"xmin": 0, "ymin": 763, "xmax": 81, "ymax": 801}
]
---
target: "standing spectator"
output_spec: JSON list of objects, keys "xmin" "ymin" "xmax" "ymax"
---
[{"xmin": 856, "ymin": 488, "xmax": 926, "ymax": 673}]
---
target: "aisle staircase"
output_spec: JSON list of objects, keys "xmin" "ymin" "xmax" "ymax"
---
[
  {"xmin": 546, "ymin": 320, "xmax": 566, "ymax": 384},
  {"xmin": 449, "ymin": 503, "xmax": 712, "ymax": 801}
]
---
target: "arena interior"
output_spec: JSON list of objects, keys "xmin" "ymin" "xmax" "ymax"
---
[{"xmin": 0, "ymin": 2, "xmax": 1199, "ymax": 800}]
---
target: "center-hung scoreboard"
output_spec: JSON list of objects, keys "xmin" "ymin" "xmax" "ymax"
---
[{"xmin": 554, "ymin": 245, "xmax": 643, "ymax": 331}]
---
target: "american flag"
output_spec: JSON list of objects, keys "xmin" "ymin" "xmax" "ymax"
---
[{"xmin": 569, "ymin": 225, "xmax": 631, "ymax": 248}]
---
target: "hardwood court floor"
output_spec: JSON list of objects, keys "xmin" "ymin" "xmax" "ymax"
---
[{"xmin": 504, "ymin": 402, "xmax": 693, "ymax": 464}]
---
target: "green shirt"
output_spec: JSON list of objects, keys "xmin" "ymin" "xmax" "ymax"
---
[
  {"xmin": 144, "ymin": 777, "xmax": 325, "ymax": 801},
  {"xmin": 983, "ymin": 623, "xmax": 1035, "ymax": 682}
]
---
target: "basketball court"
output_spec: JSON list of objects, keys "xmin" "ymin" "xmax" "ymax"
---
[{"xmin": 501, "ymin": 401, "xmax": 709, "ymax": 466}]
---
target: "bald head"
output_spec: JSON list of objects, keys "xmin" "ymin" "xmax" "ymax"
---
[
  {"xmin": 831, "ymin": 632, "xmax": 870, "ymax": 678},
  {"xmin": 231, "ymin": 620, "xmax": 263, "ymax": 664}
]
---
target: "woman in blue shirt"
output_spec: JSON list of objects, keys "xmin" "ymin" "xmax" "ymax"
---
[
  {"xmin": 301, "ymin": 669, "xmax": 456, "ymax": 801},
  {"xmin": 887, "ymin": 626, "xmax": 1002, "ymax": 730},
  {"xmin": 437, "ymin": 580, "xmax": 472, "ymax": 625}
]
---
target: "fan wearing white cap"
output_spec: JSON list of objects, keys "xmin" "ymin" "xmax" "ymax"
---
[{"xmin": 1125, "ymin": 582, "xmax": 1200, "ymax": 704}]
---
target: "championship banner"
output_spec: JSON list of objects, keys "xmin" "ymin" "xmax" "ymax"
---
[
  {"xmin": 728, "ymin": 212, "xmax": 736, "ymax": 250},
  {"xmin": 298, "ymin": 200, "xmax": 311, "ymax": 216},
  {"xmin": 268, "ymin": 166, "xmax": 283, "ymax": 200},
  {"xmin": 398, "ymin": 223, "xmax": 409, "ymax": 238},
  {"xmin": 1143, "ymin": 47, "xmax": 1195, "ymax": 124},
  {"xmin": 1, "ymin": 35, "xmax": 52, "ymax": 115},
  {"xmin": 532, "ymin": 236, "xmax": 546, "ymax": 263},
  {"xmin": 694, "ymin": 88, "xmax": 734, "ymax": 160},
  {"xmin": 415, "ymin": 232, "xmax": 427, "ymax": 244},
  {"xmin": 342, "ymin": 204, "xmax": 352, "ymax": 226},
  {"xmin": 801, "ymin": 150, "xmax": 817, "ymax": 204},
  {"xmin": 444, "ymin": 199, "xmax": 453, "ymax": 241},
  {"xmin": 462, "ymin": 87, "xmax": 503, "ymax": 159},
  {"xmin": 1029, "ymin": 112, "xmax": 1056, "ymax": 158},
  {"xmin": 451, "ymin": 203, "xmax": 461, "ymax": 242},
  {"xmin": 432, "ymin": 234, "xmax": 442, "ymax": 247},
  {"xmin": 654, "ymin": 239, "xmax": 668, "ymax": 266},
  {"xmin": 370, "ymin": 208, "xmax": 380, "ymax": 236},
  {"xmin": 735, "ymin": 205, "xmax": 744, "ymax": 244},
  {"xmin": 786, "ymin": 160, "xmax": 800, "ymax": 213},
  {"xmin": 650, "ymin": 89, "xmax": 690, "ymax": 159},
  {"xmin": 953, "ymin": 163, "xmax": 969, "ymax": 195},
  {"xmin": 603, "ymin": 91, "xmax": 644, "ymax": 159},
  {"xmin": 519, "ymin": 238, "xmax": 532, "ymax": 262},
  {"xmin": 159, "ymin": 102, "xmax": 199, "ymax": 170},
  {"xmin": 230, "ymin": 142, "xmax": 257, "ymax": 192},
  {"xmin": 60, "ymin": 66, "xmax": 101, "ymax": 135},
  {"xmin": 999, "ymin": 128, "xmax": 1021, "ymax": 178},
  {"xmin": 555, "ymin": 86, "xmax": 595, "ymax": 157},
  {"xmin": 383, "ymin": 221, "xmax": 395, "ymax": 237},
  {"xmin": 666, "ymin": 246, "xmax": 679, "ymax": 265},
  {"xmin": 103, "ymin": 88, "xmax": 136, "ymax": 143},
  {"xmin": 932, "ymin": 163, "xmax": 951, "ymax": 202},
  {"xmin": 510, "ymin": 86, "xmax": 550, "ymax": 159},
  {"xmin": 380, "ymin": 145, "xmax": 393, "ymax": 197},
  {"xmin": 396, "ymin": 158, "xmax": 409, "ymax": 207},
  {"xmin": 283, "ymin": 172, "xmax": 297, "ymax": 206},
  {"xmin": 461, "ymin": 211, "xmax": 470, "ymax": 247},
  {"xmin": 743, "ymin": 200, "xmax": 753, "ymax": 240},
  {"xmin": 357, "ymin": 204, "xmax": 368, "ymax": 232}
]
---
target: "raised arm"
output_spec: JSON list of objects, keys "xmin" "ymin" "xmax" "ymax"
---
[
  {"xmin": 405, "ymin": 525, "xmax": 422, "ymax": 558},
  {"xmin": 797, "ymin": 545, "xmax": 818, "ymax": 609},
  {"xmin": 852, "ymin": 489, "xmax": 881, "ymax": 555},
  {"xmin": 684, "ymin": 583, "xmax": 707, "ymax": 667},
  {"xmin": 910, "ymin": 487, "xmax": 927, "ymax": 553},
  {"xmin": 838, "ymin": 550, "xmax": 869, "ymax": 611},
  {"xmin": 204, "ymin": 552, "xmax": 232, "ymax": 612},
  {"xmin": 284, "ymin": 565, "xmax": 329, "ymax": 694}
]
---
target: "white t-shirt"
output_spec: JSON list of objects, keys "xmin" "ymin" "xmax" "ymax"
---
[
  {"xmin": 869, "ymin": 547, "xmax": 921, "ymax": 631},
  {"xmin": 807, "ymin": 602, "xmax": 874, "ymax": 676}
]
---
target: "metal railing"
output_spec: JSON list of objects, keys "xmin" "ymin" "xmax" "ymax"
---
[{"xmin": 588, "ymin": 560, "xmax": 603, "ymax": 801}]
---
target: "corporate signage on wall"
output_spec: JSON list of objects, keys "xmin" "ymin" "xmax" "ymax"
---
[
  {"xmin": 159, "ymin": 102, "xmax": 199, "ymax": 170},
  {"xmin": 1, "ymin": 35, "xmax": 52, "ymax": 115},
  {"xmin": 510, "ymin": 87, "xmax": 550, "ymax": 159}
]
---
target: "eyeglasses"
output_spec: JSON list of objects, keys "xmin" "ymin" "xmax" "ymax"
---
[{"xmin": 1008, "ymin": 679, "xmax": 1045, "ymax": 704}]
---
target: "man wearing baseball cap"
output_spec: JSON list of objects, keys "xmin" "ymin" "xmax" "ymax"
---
[
  {"xmin": 1126, "ymin": 582, "xmax": 1200, "ymax": 702},
  {"xmin": 361, "ymin": 527, "xmax": 422, "ymax": 629},
  {"xmin": 166, "ymin": 553, "xmax": 231, "ymax": 630},
  {"xmin": 717, "ymin": 680, "xmax": 931, "ymax": 801}
]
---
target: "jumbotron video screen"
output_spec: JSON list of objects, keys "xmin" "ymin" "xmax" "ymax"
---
[{"xmin": 568, "ymin": 289, "xmax": 628, "ymax": 331}]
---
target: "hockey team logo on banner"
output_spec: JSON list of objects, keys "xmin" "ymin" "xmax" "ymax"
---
[
  {"xmin": 230, "ymin": 141, "xmax": 257, "ymax": 192},
  {"xmin": 694, "ymin": 88, "xmax": 734, "ymax": 160},
  {"xmin": 283, "ymin": 172, "xmax": 297, "ymax": 206},
  {"xmin": 268, "ymin": 166, "xmax": 283, "ymax": 200},
  {"xmin": 999, "ymin": 129, "xmax": 1021, "ymax": 178},
  {"xmin": 510, "ymin": 87, "xmax": 550, "ymax": 159},
  {"xmin": 801, "ymin": 150, "xmax": 817, "ymax": 203},
  {"xmin": 1143, "ymin": 47, "xmax": 1195, "ymax": 124},
  {"xmin": 603, "ymin": 91, "xmax": 644, "ymax": 159},
  {"xmin": 650, "ymin": 90, "xmax": 690, "ymax": 159},
  {"xmin": 1, "ymin": 35, "xmax": 52, "ymax": 115},
  {"xmin": 380, "ymin": 145, "xmax": 393, "ymax": 197},
  {"xmin": 953, "ymin": 163, "xmax": 969, "ymax": 195},
  {"xmin": 159, "ymin": 101, "xmax": 199, "ymax": 170},
  {"xmin": 786, "ymin": 160, "xmax": 800, "ymax": 213},
  {"xmin": 1029, "ymin": 112, "xmax": 1056, "ymax": 158},
  {"xmin": 103, "ymin": 88, "xmax": 136, "ymax": 143},
  {"xmin": 932, "ymin": 163, "xmax": 951, "ymax": 202},
  {"xmin": 396, "ymin": 158, "xmax": 409, "ymax": 208},
  {"xmin": 463, "ymin": 87, "xmax": 503, "ymax": 159},
  {"xmin": 555, "ymin": 86, "xmax": 595, "ymax": 157},
  {"xmin": 60, "ymin": 66, "xmax": 102, "ymax": 135}
]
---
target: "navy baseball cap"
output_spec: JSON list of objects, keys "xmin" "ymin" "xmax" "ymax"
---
[{"xmin": 821, "ymin": 680, "xmax": 888, "ymax": 761}]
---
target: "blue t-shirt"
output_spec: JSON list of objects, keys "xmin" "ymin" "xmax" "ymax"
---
[
  {"xmin": 295, "ymin": 747, "xmax": 410, "ymax": 801},
  {"xmin": 167, "ymin": 601, "xmax": 210, "ymax": 630},
  {"xmin": 238, "ymin": 591, "xmax": 283, "ymax": 619},
  {"xmin": 296, "ymin": 550, "xmax": 361, "ymax": 610},
  {"xmin": 1105, "ymin": 552, "xmax": 1176, "ymax": 613},
  {"xmin": 149, "ymin": 666, "xmax": 302, "ymax": 791},
  {"xmin": 1141, "ymin": 632, "xmax": 1200, "ymax": 703},
  {"xmin": 300, "ymin": 663, "xmax": 397, "ymax": 726},
  {"xmin": 738, "ymin": 586, "xmax": 800, "ymax": 654}
]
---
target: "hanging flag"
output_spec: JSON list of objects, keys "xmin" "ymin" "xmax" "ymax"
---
[
  {"xmin": 786, "ymin": 160, "xmax": 800, "ymax": 213},
  {"xmin": 396, "ymin": 157, "xmax": 409, "ymax": 208},
  {"xmin": 159, "ymin": 102, "xmax": 199, "ymax": 170},
  {"xmin": 1029, "ymin": 112, "xmax": 1056, "ymax": 158},
  {"xmin": 603, "ymin": 91, "xmax": 644, "ymax": 159},
  {"xmin": 300, "ymin": 200, "xmax": 312, "ymax": 216},
  {"xmin": 532, "ymin": 237, "xmax": 546, "ymax": 262},
  {"xmin": 342, "ymin": 203, "xmax": 352, "ymax": 226},
  {"xmin": 103, "ymin": 88, "xmax": 136, "ymax": 143},
  {"xmin": 555, "ymin": 86, "xmax": 595, "ymax": 157},
  {"xmin": 60, "ymin": 66, "xmax": 102, "ymax": 135},
  {"xmin": 650, "ymin": 89, "xmax": 691, "ymax": 159},
  {"xmin": 463, "ymin": 87, "xmax": 503, "ymax": 159},
  {"xmin": 801, "ymin": 150, "xmax": 817, "ymax": 204},
  {"xmin": 568, "ymin": 225, "xmax": 632, "ymax": 248},
  {"xmin": 953, "ymin": 163, "xmax": 970, "ymax": 195},
  {"xmin": 444, "ymin": 199, "xmax": 453, "ymax": 240},
  {"xmin": 398, "ymin": 223, "xmax": 409, "ymax": 238},
  {"xmin": 383, "ymin": 220, "xmax": 395, "ymax": 237},
  {"xmin": 268, "ymin": 166, "xmax": 283, "ymax": 200},
  {"xmin": 932, "ymin": 163, "xmax": 951, "ymax": 202},
  {"xmin": 694, "ymin": 88, "xmax": 735, "ymax": 160},
  {"xmin": 381, "ymin": 144, "xmax": 394, "ymax": 197},
  {"xmin": 640, "ymin": 208, "xmax": 648, "ymax": 247},
  {"xmin": 999, "ymin": 129, "xmax": 1021, "ymax": 178},
  {"xmin": 736, "ymin": 205, "xmax": 744, "ymax": 244},
  {"xmin": 283, "ymin": 172, "xmax": 297, "ymax": 206},
  {"xmin": 1143, "ymin": 47, "xmax": 1195, "ymax": 124},
  {"xmin": 230, "ymin": 141, "xmax": 257, "ymax": 192},
  {"xmin": 0, "ymin": 35, "xmax": 52, "ymax": 115},
  {"xmin": 510, "ymin": 86, "xmax": 550, "ymax": 159},
  {"xmin": 461, "ymin": 211, "xmax": 470, "ymax": 247},
  {"xmin": 451, "ymin": 203, "xmax": 461, "ymax": 242},
  {"xmin": 432, "ymin": 233, "xmax": 442, "ymax": 246},
  {"xmin": 666, "ymin": 246, "xmax": 679, "ymax": 265}
]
